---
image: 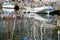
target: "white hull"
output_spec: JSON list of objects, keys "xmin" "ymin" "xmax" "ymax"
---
[
  {"xmin": 2, "ymin": 5, "xmax": 14, "ymax": 9},
  {"xmin": 2, "ymin": 2, "xmax": 14, "ymax": 9}
]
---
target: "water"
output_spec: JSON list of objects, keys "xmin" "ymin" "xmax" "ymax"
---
[{"xmin": 0, "ymin": 8, "xmax": 57, "ymax": 40}]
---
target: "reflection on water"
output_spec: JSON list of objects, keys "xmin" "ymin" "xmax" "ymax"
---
[
  {"xmin": 2, "ymin": 8, "xmax": 14, "ymax": 13},
  {"xmin": 0, "ymin": 8, "xmax": 57, "ymax": 40}
]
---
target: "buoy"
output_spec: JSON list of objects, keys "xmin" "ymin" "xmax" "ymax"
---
[{"xmin": 14, "ymin": 4, "xmax": 19, "ymax": 11}]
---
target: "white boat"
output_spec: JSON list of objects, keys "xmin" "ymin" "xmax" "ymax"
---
[
  {"xmin": 2, "ymin": 2, "xmax": 14, "ymax": 9},
  {"xmin": 22, "ymin": 6, "xmax": 55, "ymax": 13},
  {"xmin": 22, "ymin": 6, "xmax": 56, "ymax": 22}
]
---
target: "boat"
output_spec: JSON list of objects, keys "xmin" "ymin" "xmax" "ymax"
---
[
  {"xmin": 2, "ymin": 2, "xmax": 14, "ymax": 9},
  {"xmin": 22, "ymin": 5, "xmax": 55, "ymax": 13}
]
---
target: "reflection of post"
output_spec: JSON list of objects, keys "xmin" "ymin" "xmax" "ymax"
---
[
  {"xmin": 58, "ymin": 30, "xmax": 60, "ymax": 40},
  {"xmin": 30, "ymin": 17, "xmax": 33, "ymax": 40},
  {"xmin": 8, "ymin": 15, "xmax": 13, "ymax": 40},
  {"xmin": 41, "ymin": 22, "xmax": 43, "ymax": 40},
  {"xmin": 32, "ymin": 17, "xmax": 36, "ymax": 40},
  {"xmin": 12, "ymin": 14, "xmax": 16, "ymax": 40},
  {"xmin": 44, "ymin": 27, "xmax": 46, "ymax": 40},
  {"xmin": 33, "ymin": 20, "xmax": 36, "ymax": 40}
]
